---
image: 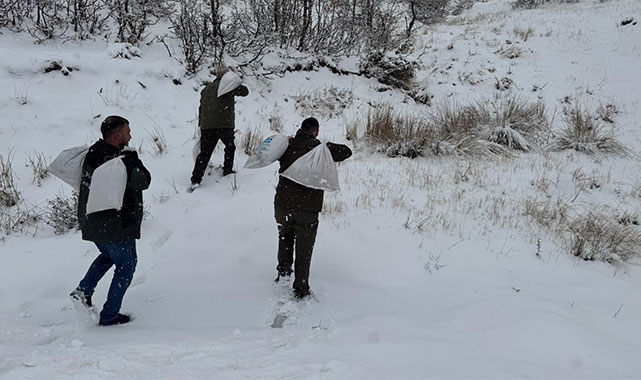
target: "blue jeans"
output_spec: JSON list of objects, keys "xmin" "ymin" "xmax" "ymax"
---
[{"xmin": 78, "ymin": 239, "xmax": 137, "ymax": 323}]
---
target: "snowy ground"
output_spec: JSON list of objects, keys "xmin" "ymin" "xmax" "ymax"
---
[{"xmin": 1, "ymin": 0, "xmax": 641, "ymax": 378}]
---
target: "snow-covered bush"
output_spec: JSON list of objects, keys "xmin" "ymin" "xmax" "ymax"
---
[
  {"xmin": 45, "ymin": 192, "xmax": 78, "ymax": 235},
  {"xmin": 360, "ymin": 51, "xmax": 419, "ymax": 90},
  {"xmin": 107, "ymin": 43, "xmax": 142, "ymax": 59},
  {"xmin": 549, "ymin": 103, "xmax": 629, "ymax": 156},
  {"xmin": 569, "ymin": 212, "xmax": 641, "ymax": 263},
  {"xmin": 293, "ymin": 86, "xmax": 353, "ymax": 119},
  {"xmin": 476, "ymin": 96, "xmax": 549, "ymax": 152}
]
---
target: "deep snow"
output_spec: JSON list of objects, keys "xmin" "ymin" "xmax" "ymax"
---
[{"xmin": 1, "ymin": 0, "xmax": 640, "ymax": 378}]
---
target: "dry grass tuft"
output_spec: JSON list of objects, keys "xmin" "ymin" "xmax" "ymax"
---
[
  {"xmin": 477, "ymin": 96, "xmax": 549, "ymax": 152},
  {"xmin": 242, "ymin": 127, "xmax": 265, "ymax": 155},
  {"xmin": 568, "ymin": 212, "xmax": 641, "ymax": 263},
  {"xmin": 1, "ymin": 152, "xmax": 20, "ymax": 207},
  {"xmin": 549, "ymin": 103, "xmax": 629, "ymax": 156}
]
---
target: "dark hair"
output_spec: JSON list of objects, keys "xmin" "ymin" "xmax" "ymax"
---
[
  {"xmin": 301, "ymin": 117, "xmax": 319, "ymax": 133},
  {"xmin": 101, "ymin": 115, "xmax": 129, "ymax": 138}
]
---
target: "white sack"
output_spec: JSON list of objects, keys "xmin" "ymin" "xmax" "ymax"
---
[
  {"xmin": 47, "ymin": 146, "xmax": 89, "ymax": 190},
  {"xmin": 217, "ymin": 71, "xmax": 242, "ymax": 97},
  {"xmin": 281, "ymin": 143, "xmax": 340, "ymax": 191},
  {"xmin": 193, "ymin": 125, "xmax": 201, "ymax": 162},
  {"xmin": 86, "ymin": 157, "xmax": 127, "ymax": 215},
  {"xmin": 244, "ymin": 134, "xmax": 289, "ymax": 169}
]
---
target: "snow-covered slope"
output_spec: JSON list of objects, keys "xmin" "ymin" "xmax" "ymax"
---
[{"xmin": 1, "ymin": 0, "xmax": 640, "ymax": 378}]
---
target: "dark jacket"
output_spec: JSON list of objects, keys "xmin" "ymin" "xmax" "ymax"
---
[
  {"xmin": 274, "ymin": 129, "xmax": 352, "ymax": 213},
  {"xmin": 198, "ymin": 78, "xmax": 249, "ymax": 130},
  {"xmin": 78, "ymin": 140, "xmax": 151, "ymax": 243}
]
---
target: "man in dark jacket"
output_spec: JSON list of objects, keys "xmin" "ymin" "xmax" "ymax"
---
[
  {"xmin": 189, "ymin": 66, "xmax": 249, "ymax": 191},
  {"xmin": 274, "ymin": 117, "xmax": 352, "ymax": 299},
  {"xmin": 70, "ymin": 115, "xmax": 151, "ymax": 326}
]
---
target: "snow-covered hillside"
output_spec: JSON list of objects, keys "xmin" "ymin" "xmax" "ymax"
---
[{"xmin": 1, "ymin": 0, "xmax": 640, "ymax": 378}]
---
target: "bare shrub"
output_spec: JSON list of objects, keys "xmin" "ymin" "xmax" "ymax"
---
[
  {"xmin": 477, "ymin": 96, "xmax": 549, "ymax": 152},
  {"xmin": 170, "ymin": 0, "xmax": 220, "ymax": 74},
  {"xmin": 0, "ymin": 152, "xmax": 20, "ymax": 207},
  {"xmin": 549, "ymin": 103, "xmax": 629, "ymax": 156},
  {"xmin": 106, "ymin": 0, "xmax": 171, "ymax": 45},
  {"xmin": 45, "ymin": 192, "xmax": 79, "ymax": 235},
  {"xmin": 242, "ymin": 127, "xmax": 265, "ymax": 155},
  {"xmin": 25, "ymin": 151, "xmax": 50, "ymax": 186},
  {"xmin": 0, "ymin": 203, "xmax": 43, "ymax": 237},
  {"xmin": 568, "ymin": 212, "xmax": 641, "ymax": 263},
  {"xmin": 293, "ymin": 86, "xmax": 354, "ymax": 119}
]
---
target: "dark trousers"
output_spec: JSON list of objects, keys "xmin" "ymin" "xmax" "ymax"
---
[
  {"xmin": 191, "ymin": 128, "xmax": 236, "ymax": 184},
  {"xmin": 78, "ymin": 239, "xmax": 137, "ymax": 323},
  {"xmin": 275, "ymin": 205, "xmax": 319, "ymax": 292}
]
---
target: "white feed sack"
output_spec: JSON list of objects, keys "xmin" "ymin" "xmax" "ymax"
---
[
  {"xmin": 281, "ymin": 143, "xmax": 340, "ymax": 191},
  {"xmin": 244, "ymin": 134, "xmax": 289, "ymax": 169},
  {"xmin": 217, "ymin": 71, "xmax": 242, "ymax": 97},
  {"xmin": 86, "ymin": 157, "xmax": 127, "ymax": 215},
  {"xmin": 47, "ymin": 146, "xmax": 89, "ymax": 190}
]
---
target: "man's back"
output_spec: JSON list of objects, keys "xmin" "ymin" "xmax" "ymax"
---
[
  {"xmin": 275, "ymin": 129, "xmax": 352, "ymax": 213},
  {"xmin": 198, "ymin": 79, "xmax": 249, "ymax": 130}
]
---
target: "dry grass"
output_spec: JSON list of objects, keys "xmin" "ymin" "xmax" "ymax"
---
[
  {"xmin": 0, "ymin": 152, "xmax": 20, "ymax": 207},
  {"xmin": 149, "ymin": 127, "xmax": 168, "ymax": 155},
  {"xmin": 242, "ymin": 127, "xmax": 265, "ymax": 156},
  {"xmin": 364, "ymin": 105, "xmax": 434, "ymax": 158},
  {"xmin": 549, "ymin": 103, "xmax": 629, "ymax": 156},
  {"xmin": 568, "ymin": 212, "xmax": 641, "ymax": 263},
  {"xmin": 0, "ymin": 203, "xmax": 43, "ymax": 236},
  {"xmin": 513, "ymin": 26, "xmax": 535, "ymax": 41},
  {"xmin": 25, "ymin": 151, "xmax": 50, "ymax": 186},
  {"xmin": 476, "ymin": 96, "xmax": 549, "ymax": 152}
]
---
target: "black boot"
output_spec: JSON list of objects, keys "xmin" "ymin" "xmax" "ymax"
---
[{"xmin": 99, "ymin": 313, "xmax": 133, "ymax": 326}]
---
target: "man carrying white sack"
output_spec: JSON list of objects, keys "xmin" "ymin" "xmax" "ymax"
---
[
  {"xmin": 70, "ymin": 115, "xmax": 151, "ymax": 326},
  {"xmin": 189, "ymin": 66, "xmax": 249, "ymax": 191},
  {"xmin": 274, "ymin": 117, "xmax": 352, "ymax": 300}
]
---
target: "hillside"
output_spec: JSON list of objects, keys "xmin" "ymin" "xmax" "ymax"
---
[{"xmin": 1, "ymin": 0, "xmax": 640, "ymax": 378}]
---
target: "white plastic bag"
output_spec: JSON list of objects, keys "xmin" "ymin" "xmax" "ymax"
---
[
  {"xmin": 281, "ymin": 143, "xmax": 340, "ymax": 191},
  {"xmin": 244, "ymin": 134, "xmax": 289, "ymax": 169},
  {"xmin": 86, "ymin": 157, "xmax": 127, "ymax": 215},
  {"xmin": 217, "ymin": 71, "xmax": 242, "ymax": 97},
  {"xmin": 47, "ymin": 146, "xmax": 89, "ymax": 190},
  {"xmin": 193, "ymin": 126, "xmax": 201, "ymax": 162}
]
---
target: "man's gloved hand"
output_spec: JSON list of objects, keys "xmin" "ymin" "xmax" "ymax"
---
[{"xmin": 120, "ymin": 149, "xmax": 141, "ymax": 173}]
